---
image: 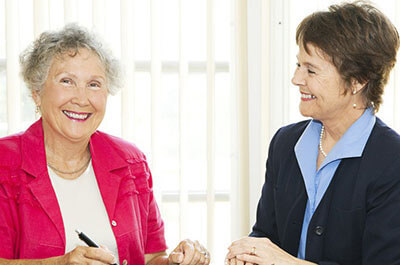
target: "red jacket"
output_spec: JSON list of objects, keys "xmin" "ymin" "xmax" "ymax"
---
[{"xmin": 0, "ymin": 119, "xmax": 167, "ymax": 265}]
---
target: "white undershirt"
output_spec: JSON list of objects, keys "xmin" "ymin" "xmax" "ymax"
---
[{"xmin": 48, "ymin": 161, "xmax": 119, "ymax": 260}]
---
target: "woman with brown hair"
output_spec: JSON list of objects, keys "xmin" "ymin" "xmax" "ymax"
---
[{"xmin": 227, "ymin": 2, "xmax": 400, "ymax": 265}]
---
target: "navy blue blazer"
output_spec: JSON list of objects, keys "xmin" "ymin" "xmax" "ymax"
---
[{"xmin": 250, "ymin": 118, "xmax": 400, "ymax": 265}]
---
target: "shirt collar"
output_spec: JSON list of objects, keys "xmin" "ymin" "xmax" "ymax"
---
[
  {"xmin": 322, "ymin": 108, "xmax": 375, "ymax": 164},
  {"xmin": 295, "ymin": 108, "xmax": 376, "ymax": 169}
]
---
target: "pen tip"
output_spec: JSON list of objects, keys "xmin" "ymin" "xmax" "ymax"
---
[{"xmin": 75, "ymin": 229, "xmax": 81, "ymax": 234}]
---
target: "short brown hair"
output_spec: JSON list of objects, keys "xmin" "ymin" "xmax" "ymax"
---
[{"xmin": 296, "ymin": 1, "xmax": 399, "ymax": 111}]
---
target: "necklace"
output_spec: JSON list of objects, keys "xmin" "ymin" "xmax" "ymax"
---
[
  {"xmin": 319, "ymin": 125, "xmax": 328, "ymax": 158},
  {"xmin": 47, "ymin": 157, "xmax": 91, "ymax": 175}
]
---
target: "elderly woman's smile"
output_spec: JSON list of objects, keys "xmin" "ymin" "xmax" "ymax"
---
[
  {"xmin": 33, "ymin": 48, "xmax": 108, "ymax": 143},
  {"xmin": 62, "ymin": 110, "xmax": 92, "ymax": 121}
]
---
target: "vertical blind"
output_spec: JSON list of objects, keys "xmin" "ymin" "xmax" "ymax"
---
[{"xmin": 0, "ymin": 0, "xmax": 248, "ymax": 264}]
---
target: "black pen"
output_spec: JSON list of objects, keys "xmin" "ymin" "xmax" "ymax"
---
[{"xmin": 75, "ymin": 229, "xmax": 118, "ymax": 265}]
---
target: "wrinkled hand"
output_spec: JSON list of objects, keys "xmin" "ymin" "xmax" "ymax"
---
[
  {"xmin": 168, "ymin": 239, "xmax": 210, "ymax": 265},
  {"xmin": 226, "ymin": 237, "xmax": 297, "ymax": 265},
  {"xmin": 61, "ymin": 245, "xmax": 117, "ymax": 265}
]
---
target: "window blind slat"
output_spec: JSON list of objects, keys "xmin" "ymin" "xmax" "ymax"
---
[
  {"xmin": 64, "ymin": 0, "xmax": 78, "ymax": 24},
  {"xmin": 230, "ymin": 0, "xmax": 249, "ymax": 241},
  {"xmin": 120, "ymin": 0, "xmax": 136, "ymax": 142},
  {"xmin": 5, "ymin": 0, "xmax": 20, "ymax": 134},
  {"xmin": 206, "ymin": 0, "xmax": 216, "ymax": 255},
  {"xmin": 34, "ymin": 0, "xmax": 49, "ymax": 38},
  {"xmin": 92, "ymin": 0, "xmax": 105, "ymax": 34},
  {"xmin": 150, "ymin": 0, "xmax": 162, "ymax": 201},
  {"xmin": 178, "ymin": 0, "xmax": 189, "ymax": 240}
]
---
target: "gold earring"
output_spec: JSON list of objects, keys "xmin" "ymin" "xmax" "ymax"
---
[
  {"xmin": 352, "ymin": 90, "xmax": 357, "ymax": 95},
  {"xmin": 35, "ymin": 105, "xmax": 40, "ymax": 114}
]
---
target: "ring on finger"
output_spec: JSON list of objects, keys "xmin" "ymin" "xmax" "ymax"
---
[{"xmin": 250, "ymin": 246, "xmax": 256, "ymax": 255}]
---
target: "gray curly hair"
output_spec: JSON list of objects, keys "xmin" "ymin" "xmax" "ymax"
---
[{"xmin": 20, "ymin": 23, "xmax": 121, "ymax": 95}]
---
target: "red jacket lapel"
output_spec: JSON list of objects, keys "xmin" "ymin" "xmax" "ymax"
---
[{"xmin": 20, "ymin": 119, "xmax": 66, "ymax": 247}]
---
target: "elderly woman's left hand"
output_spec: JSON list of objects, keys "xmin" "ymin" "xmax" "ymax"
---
[
  {"xmin": 168, "ymin": 239, "xmax": 210, "ymax": 265},
  {"xmin": 226, "ymin": 237, "xmax": 307, "ymax": 265}
]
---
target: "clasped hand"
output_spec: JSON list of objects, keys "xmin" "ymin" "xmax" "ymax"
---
[
  {"xmin": 168, "ymin": 239, "xmax": 211, "ymax": 265},
  {"xmin": 225, "ymin": 237, "xmax": 298, "ymax": 265}
]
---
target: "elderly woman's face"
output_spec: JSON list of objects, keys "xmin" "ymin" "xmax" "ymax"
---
[
  {"xmin": 32, "ymin": 48, "xmax": 108, "ymax": 144},
  {"xmin": 291, "ymin": 43, "xmax": 360, "ymax": 122}
]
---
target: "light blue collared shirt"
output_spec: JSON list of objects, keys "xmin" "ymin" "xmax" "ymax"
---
[{"xmin": 295, "ymin": 108, "xmax": 376, "ymax": 259}]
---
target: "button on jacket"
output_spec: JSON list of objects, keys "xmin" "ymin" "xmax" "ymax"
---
[
  {"xmin": 0, "ymin": 119, "xmax": 167, "ymax": 265},
  {"xmin": 250, "ymin": 118, "xmax": 400, "ymax": 265}
]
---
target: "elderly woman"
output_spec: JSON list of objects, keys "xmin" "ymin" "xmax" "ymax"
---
[
  {"xmin": 0, "ymin": 24, "xmax": 210, "ymax": 265},
  {"xmin": 227, "ymin": 2, "xmax": 400, "ymax": 265}
]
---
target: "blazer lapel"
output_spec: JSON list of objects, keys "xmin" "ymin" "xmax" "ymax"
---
[
  {"xmin": 281, "ymin": 164, "xmax": 308, "ymax": 256},
  {"xmin": 20, "ymin": 119, "xmax": 66, "ymax": 246}
]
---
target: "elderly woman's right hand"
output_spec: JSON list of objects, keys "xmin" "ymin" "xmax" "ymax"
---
[
  {"xmin": 61, "ymin": 246, "xmax": 117, "ymax": 265},
  {"xmin": 168, "ymin": 239, "xmax": 210, "ymax": 265}
]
